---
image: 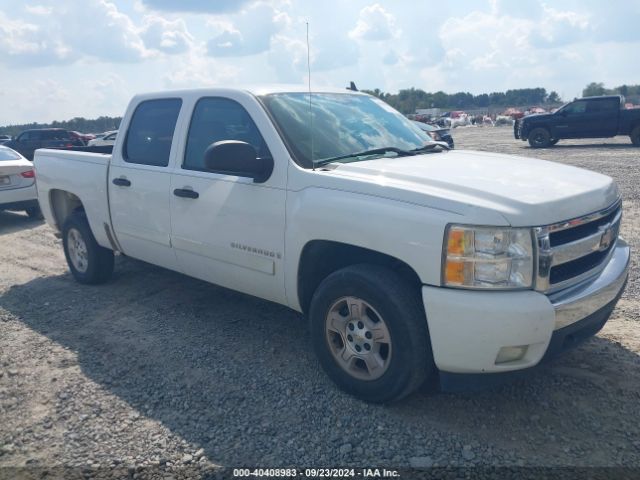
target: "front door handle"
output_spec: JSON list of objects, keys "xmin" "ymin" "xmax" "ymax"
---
[
  {"xmin": 173, "ymin": 188, "xmax": 199, "ymax": 199},
  {"xmin": 112, "ymin": 177, "xmax": 131, "ymax": 187}
]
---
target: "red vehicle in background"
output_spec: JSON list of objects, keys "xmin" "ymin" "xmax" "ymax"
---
[{"xmin": 69, "ymin": 131, "xmax": 95, "ymax": 146}]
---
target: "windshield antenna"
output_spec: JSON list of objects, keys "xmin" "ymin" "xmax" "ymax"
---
[{"xmin": 306, "ymin": 21, "xmax": 315, "ymax": 170}]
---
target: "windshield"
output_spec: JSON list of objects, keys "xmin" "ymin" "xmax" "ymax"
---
[
  {"xmin": 0, "ymin": 147, "xmax": 21, "ymax": 161},
  {"xmin": 260, "ymin": 92, "xmax": 434, "ymax": 168}
]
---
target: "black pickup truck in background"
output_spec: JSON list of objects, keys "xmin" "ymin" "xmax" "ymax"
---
[{"xmin": 515, "ymin": 95, "xmax": 640, "ymax": 148}]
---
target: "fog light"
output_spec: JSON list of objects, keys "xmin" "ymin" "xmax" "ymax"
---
[{"xmin": 495, "ymin": 345, "xmax": 528, "ymax": 364}]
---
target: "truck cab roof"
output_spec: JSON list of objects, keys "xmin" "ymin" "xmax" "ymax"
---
[{"xmin": 129, "ymin": 85, "xmax": 367, "ymax": 103}]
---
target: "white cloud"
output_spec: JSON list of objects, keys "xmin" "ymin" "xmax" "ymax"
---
[
  {"xmin": 349, "ymin": 4, "xmax": 399, "ymax": 42},
  {"xmin": 91, "ymin": 73, "xmax": 130, "ymax": 110},
  {"xmin": 141, "ymin": 16, "xmax": 194, "ymax": 55},
  {"xmin": 24, "ymin": 4, "xmax": 53, "ymax": 15},
  {"xmin": 268, "ymin": 34, "xmax": 308, "ymax": 83},
  {"xmin": 61, "ymin": 0, "xmax": 147, "ymax": 62},
  {"xmin": 207, "ymin": 3, "xmax": 291, "ymax": 57},
  {"xmin": 529, "ymin": 4, "xmax": 591, "ymax": 48},
  {"xmin": 0, "ymin": 12, "xmax": 73, "ymax": 67},
  {"xmin": 162, "ymin": 42, "xmax": 240, "ymax": 88},
  {"xmin": 140, "ymin": 0, "xmax": 252, "ymax": 13}
]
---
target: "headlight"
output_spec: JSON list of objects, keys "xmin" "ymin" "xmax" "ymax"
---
[{"xmin": 443, "ymin": 225, "xmax": 534, "ymax": 289}]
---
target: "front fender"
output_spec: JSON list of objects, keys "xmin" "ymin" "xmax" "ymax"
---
[{"xmin": 284, "ymin": 187, "xmax": 458, "ymax": 311}]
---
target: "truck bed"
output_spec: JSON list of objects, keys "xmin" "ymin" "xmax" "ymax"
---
[{"xmin": 34, "ymin": 148, "xmax": 114, "ymax": 249}]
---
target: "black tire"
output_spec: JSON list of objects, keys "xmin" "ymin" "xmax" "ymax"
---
[
  {"xmin": 62, "ymin": 211, "xmax": 114, "ymax": 284},
  {"xmin": 631, "ymin": 126, "xmax": 640, "ymax": 146},
  {"xmin": 549, "ymin": 138, "xmax": 559, "ymax": 146},
  {"xmin": 25, "ymin": 206, "xmax": 43, "ymax": 219},
  {"xmin": 309, "ymin": 264, "xmax": 434, "ymax": 403},
  {"xmin": 528, "ymin": 127, "xmax": 552, "ymax": 148}
]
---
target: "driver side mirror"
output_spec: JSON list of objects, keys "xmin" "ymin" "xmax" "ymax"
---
[{"xmin": 204, "ymin": 140, "xmax": 273, "ymax": 183}]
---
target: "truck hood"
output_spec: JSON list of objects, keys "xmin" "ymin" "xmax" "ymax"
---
[{"xmin": 328, "ymin": 150, "xmax": 619, "ymax": 226}]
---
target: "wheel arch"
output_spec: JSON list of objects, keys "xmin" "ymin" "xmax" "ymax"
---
[
  {"xmin": 297, "ymin": 240, "xmax": 422, "ymax": 315},
  {"xmin": 49, "ymin": 189, "xmax": 85, "ymax": 230}
]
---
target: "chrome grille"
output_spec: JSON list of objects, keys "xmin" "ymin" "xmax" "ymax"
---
[{"xmin": 535, "ymin": 200, "xmax": 622, "ymax": 293}]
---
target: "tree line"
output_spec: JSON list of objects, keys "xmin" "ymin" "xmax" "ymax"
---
[
  {"xmin": 0, "ymin": 116, "xmax": 121, "ymax": 137},
  {"xmin": 362, "ymin": 87, "xmax": 560, "ymax": 115}
]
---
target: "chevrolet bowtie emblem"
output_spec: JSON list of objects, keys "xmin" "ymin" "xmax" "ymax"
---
[{"xmin": 598, "ymin": 224, "xmax": 615, "ymax": 251}]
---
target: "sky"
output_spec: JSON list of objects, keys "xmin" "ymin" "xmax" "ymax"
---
[{"xmin": 0, "ymin": 0, "xmax": 639, "ymax": 125}]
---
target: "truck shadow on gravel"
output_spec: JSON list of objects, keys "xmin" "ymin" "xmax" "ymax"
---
[
  {"xmin": 2, "ymin": 257, "xmax": 639, "ymax": 466},
  {"xmin": 0, "ymin": 211, "xmax": 44, "ymax": 236}
]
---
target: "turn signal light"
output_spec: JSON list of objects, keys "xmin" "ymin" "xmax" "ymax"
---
[{"xmin": 445, "ymin": 260, "xmax": 465, "ymax": 285}]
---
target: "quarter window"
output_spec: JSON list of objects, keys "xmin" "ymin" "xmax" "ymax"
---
[
  {"xmin": 183, "ymin": 97, "xmax": 270, "ymax": 171},
  {"xmin": 124, "ymin": 98, "xmax": 182, "ymax": 167}
]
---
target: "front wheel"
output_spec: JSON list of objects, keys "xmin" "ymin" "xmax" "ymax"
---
[
  {"xmin": 62, "ymin": 212, "xmax": 114, "ymax": 284},
  {"xmin": 309, "ymin": 264, "xmax": 434, "ymax": 403},
  {"xmin": 631, "ymin": 126, "xmax": 640, "ymax": 146},
  {"xmin": 528, "ymin": 128, "xmax": 552, "ymax": 148}
]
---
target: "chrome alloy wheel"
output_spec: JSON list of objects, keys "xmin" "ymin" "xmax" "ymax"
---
[
  {"xmin": 67, "ymin": 228, "xmax": 89, "ymax": 273},
  {"xmin": 325, "ymin": 296, "xmax": 392, "ymax": 381}
]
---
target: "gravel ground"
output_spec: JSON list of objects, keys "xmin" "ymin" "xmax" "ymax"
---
[{"xmin": 1, "ymin": 127, "xmax": 639, "ymax": 478}]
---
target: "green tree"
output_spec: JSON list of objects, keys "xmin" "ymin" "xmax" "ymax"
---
[
  {"xmin": 583, "ymin": 82, "xmax": 606, "ymax": 97},
  {"xmin": 547, "ymin": 91, "xmax": 562, "ymax": 104}
]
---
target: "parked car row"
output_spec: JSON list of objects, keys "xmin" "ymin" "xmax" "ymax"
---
[{"xmin": 0, "ymin": 128, "xmax": 118, "ymax": 160}]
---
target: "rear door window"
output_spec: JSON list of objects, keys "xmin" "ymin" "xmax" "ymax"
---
[
  {"xmin": 587, "ymin": 99, "xmax": 619, "ymax": 113},
  {"xmin": 124, "ymin": 98, "xmax": 182, "ymax": 167}
]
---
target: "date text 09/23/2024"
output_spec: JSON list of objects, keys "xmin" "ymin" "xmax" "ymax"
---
[{"xmin": 233, "ymin": 468, "xmax": 400, "ymax": 478}]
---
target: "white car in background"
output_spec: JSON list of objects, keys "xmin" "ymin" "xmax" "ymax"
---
[
  {"xmin": 0, "ymin": 145, "xmax": 41, "ymax": 218},
  {"xmin": 87, "ymin": 130, "xmax": 117, "ymax": 147}
]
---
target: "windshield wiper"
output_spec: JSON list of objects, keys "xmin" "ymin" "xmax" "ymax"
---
[{"xmin": 313, "ymin": 146, "xmax": 416, "ymax": 167}]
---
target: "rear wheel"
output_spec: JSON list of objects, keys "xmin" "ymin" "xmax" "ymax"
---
[
  {"xmin": 309, "ymin": 264, "xmax": 433, "ymax": 403},
  {"xmin": 528, "ymin": 128, "xmax": 552, "ymax": 148},
  {"xmin": 62, "ymin": 211, "xmax": 114, "ymax": 284},
  {"xmin": 631, "ymin": 126, "xmax": 640, "ymax": 146}
]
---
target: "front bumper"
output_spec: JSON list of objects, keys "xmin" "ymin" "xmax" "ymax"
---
[{"xmin": 422, "ymin": 239, "xmax": 630, "ymax": 390}]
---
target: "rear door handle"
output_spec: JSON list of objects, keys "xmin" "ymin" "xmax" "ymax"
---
[
  {"xmin": 173, "ymin": 188, "xmax": 199, "ymax": 199},
  {"xmin": 112, "ymin": 177, "xmax": 131, "ymax": 187}
]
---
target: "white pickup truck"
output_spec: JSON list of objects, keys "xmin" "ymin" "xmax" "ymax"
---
[{"xmin": 34, "ymin": 86, "xmax": 630, "ymax": 402}]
